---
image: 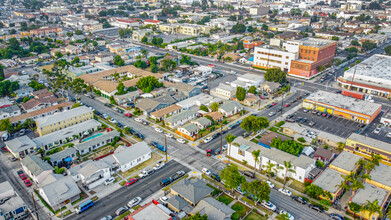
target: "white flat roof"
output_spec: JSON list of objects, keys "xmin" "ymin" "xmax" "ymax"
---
[{"xmin": 345, "ymin": 54, "xmax": 391, "ymax": 80}]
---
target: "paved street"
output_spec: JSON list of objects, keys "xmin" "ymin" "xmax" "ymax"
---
[{"xmin": 68, "ymin": 160, "xmax": 190, "ymax": 220}]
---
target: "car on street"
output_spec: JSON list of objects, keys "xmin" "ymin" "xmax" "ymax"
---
[
  {"xmin": 278, "ymin": 188, "xmax": 292, "ymax": 197},
  {"xmin": 19, "ymin": 173, "xmax": 27, "ymax": 180},
  {"xmin": 139, "ymin": 169, "xmax": 155, "ymax": 178},
  {"xmin": 124, "ymin": 113, "xmax": 132, "ymax": 117},
  {"xmin": 153, "ymin": 161, "xmax": 165, "ymax": 171},
  {"xmin": 303, "ymin": 108, "xmax": 309, "ymax": 113},
  {"xmin": 374, "ymin": 128, "xmax": 381, "ymax": 134},
  {"xmin": 204, "ymin": 137, "xmax": 213, "ymax": 143},
  {"xmin": 284, "ymin": 103, "xmax": 291, "ymax": 107},
  {"xmin": 127, "ymin": 197, "xmax": 142, "ymax": 208},
  {"xmin": 19, "ymin": 129, "xmax": 26, "ymax": 136},
  {"xmin": 211, "ymin": 173, "xmax": 220, "ymax": 182},
  {"xmin": 243, "ymin": 171, "xmax": 255, "ymax": 178},
  {"xmin": 292, "ymin": 196, "xmax": 307, "ymax": 204},
  {"xmin": 24, "ymin": 179, "xmax": 32, "ymax": 187},
  {"xmin": 115, "ymin": 206, "xmax": 128, "ymax": 216},
  {"xmin": 109, "ymin": 118, "xmax": 117, "ymax": 124},
  {"xmin": 300, "ymin": 118, "xmax": 308, "ymax": 123},
  {"xmin": 309, "ymin": 121, "xmax": 316, "ymax": 127},
  {"xmin": 126, "ymin": 178, "xmax": 138, "ymax": 186},
  {"xmin": 202, "ymin": 168, "xmax": 211, "ymax": 176},
  {"xmin": 155, "ymin": 128, "xmax": 163, "ymax": 133},
  {"xmin": 387, "ymin": 132, "xmax": 391, "ymax": 138},
  {"xmin": 104, "ymin": 177, "xmax": 115, "ymax": 185},
  {"xmin": 268, "ymin": 112, "xmax": 275, "ymax": 116},
  {"xmin": 276, "ymin": 108, "xmax": 282, "ymax": 112},
  {"xmin": 134, "ymin": 118, "xmax": 142, "ymax": 123},
  {"xmin": 261, "ymin": 201, "xmax": 277, "ymax": 211},
  {"xmin": 100, "ymin": 215, "xmax": 112, "ymax": 220},
  {"xmin": 295, "ymin": 117, "xmax": 302, "ymax": 122},
  {"xmin": 135, "ymin": 132, "xmax": 144, "ymax": 139},
  {"xmin": 177, "ymin": 138, "xmax": 185, "ymax": 144},
  {"xmin": 266, "ymin": 181, "xmax": 275, "ymax": 189},
  {"xmin": 271, "ymin": 102, "xmax": 277, "ymax": 106},
  {"xmin": 308, "ymin": 204, "xmax": 324, "ymax": 212},
  {"xmin": 116, "ymin": 123, "xmax": 124, "ymax": 128},
  {"xmin": 159, "ymin": 196, "xmax": 168, "ymax": 205},
  {"xmin": 1, "ymin": 146, "xmax": 9, "ymax": 152},
  {"xmin": 172, "ymin": 170, "xmax": 186, "ymax": 181},
  {"xmin": 165, "ymin": 133, "xmax": 173, "ymax": 138},
  {"xmin": 206, "ymin": 149, "xmax": 212, "ymax": 156},
  {"xmin": 103, "ymin": 114, "xmax": 108, "ymax": 119},
  {"xmin": 330, "ymin": 213, "xmax": 344, "ymax": 220},
  {"xmin": 267, "ymin": 104, "xmax": 273, "ymax": 108},
  {"xmin": 279, "ymin": 210, "xmax": 294, "ymax": 220},
  {"xmin": 358, "ymin": 124, "xmax": 365, "ymax": 128}
]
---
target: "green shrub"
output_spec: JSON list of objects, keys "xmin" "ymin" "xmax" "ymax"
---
[
  {"xmin": 297, "ymin": 137, "xmax": 306, "ymax": 143},
  {"xmin": 320, "ymin": 199, "xmax": 332, "ymax": 207},
  {"xmin": 275, "ymin": 121, "xmax": 285, "ymax": 127},
  {"xmin": 231, "ymin": 213, "xmax": 239, "ymax": 220}
]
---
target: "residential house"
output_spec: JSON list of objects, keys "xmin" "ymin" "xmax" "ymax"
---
[
  {"xmin": 150, "ymin": 104, "xmax": 183, "ymax": 121},
  {"xmin": 206, "ymin": 112, "xmax": 223, "ymax": 122},
  {"xmin": 74, "ymin": 131, "xmax": 120, "ymax": 156},
  {"xmin": 242, "ymin": 94, "xmax": 260, "ymax": 106},
  {"xmin": 218, "ymin": 101, "xmax": 243, "ymax": 117},
  {"xmin": 111, "ymin": 142, "xmax": 152, "ymax": 172},
  {"xmin": 35, "ymin": 106, "xmax": 94, "ymax": 136},
  {"xmin": 0, "ymin": 105, "xmax": 21, "ymax": 119},
  {"xmin": 135, "ymin": 98, "xmax": 167, "ymax": 116},
  {"xmin": 14, "ymin": 87, "xmax": 34, "ymax": 98},
  {"xmin": 231, "ymin": 137, "xmax": 316, "ymax": 182},
  {"xmin": 170, "ymin": 178, "xmax": 213, "ymax": 206},
  {"xmin": 8, "ymin": 75, "xmax": 30, "ymax": 87},
  {"xmin": 314, "ymin": 148, "xmax": 335, "ymax": 164},
  {"xmin": 0, "ymin": 99, "xmax": 12, "ymax": 108},
  {"xmin": 166, "ymin": 196, "xmax": 191, "ymax": 214},
  {"xmin": 4, "ymin": 136, "xmax": 37, "ymax": 159},
  {"xmin": 21, "ymin": 155, "xmax": 53, "ymax": 184},
  {"xmin": 0, "ymin": 181, "xmax": 27, "ymax": 220},
  {"xmin": 189, "ymin": 197, "xmax": 235, "ymax": 220},
  {"xmin": 211, "ymin": 83, "xmax": 236, "ymax": 100},
  {"xmin": 38, "ymin": 175, "xmax": 81, "ymax": 208},
  {"xmin": 191, "ymin": 117, "xmax": 212, "ymax": 129},
  {"xmin": 95, "ymin": 52, "xmax": 114, "ymax": 63},
  {"xmin": 260, "ymin": 81, "xmax": 281, "ymax": 94},
  {"xmin": 9, "ymin": 102, "xmax": 73, "ymax": 124},
  {"xmin": 50, "ymin": 148, "xmax": 78, "ymax": 168},
  {"xmin": 21, "ymin": 90, "xmax": 59, "ymax": 113},
  {"xmin": 69, "ymin": 160, "xmax": 111, "ymax": 190},
  {"xmin": 164, "ymin": 110, "xmax": 197, "ymax": 128},
  {"xmin": 230, "ymin": 73, "xmax": 264, "ymax": 89},
  {"xmin": 312, "ymin": 168, "xmax": 345, "ymax": 203},
  {"xmin": 170, "ymin": 82, "xmax": 201, "ymax": 97},
  {"xmin": 366, "ymin": 163, "xmax": 391, "ymax": 191},
  {"xmin": 177, "ymin": 123, "xmax": 199, "ymax": 140},
  {"xmin": 329, "ymin": 151, "xmax": 362, "ymax": 176}
]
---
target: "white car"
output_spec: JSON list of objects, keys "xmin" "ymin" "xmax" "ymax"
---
[
  {"xmin": 204, "ymin": 137, "xmax": 213, "ymax": 143},
  {"xmin": 100, "ymin": 215, "xmax": 112, "ymax": 220},
  {"xmin": 266, "ymin": 181, "xmax": 275, "ymax": 189},
  {"xmin": 155, "ymin": 128, "xmax": 163, "ymax": 133},
  {"xmin": 127, "ymin": 197, "xmax": 142, "ymax": 208},
  {"xmin": 387, "ymin": 132, "xmax": 391, "ymax": 138},
  {"xmin": 153, "ymin": 161, "xmax": 165, "ymax": 170},
  {"xmin": 134, "ymin": 118, "xmax": 142, "ymax": 123},
  {"xmin": 279, "ymin": 210, "xmax": 294, "ymax": 220},
  {"xmin": 159, "ymin": 196, "xmax": 168, "ymax": 205},
  {"xmin": 268, "ymin": 112, "xmax": 275, "ymax": 116},
  {"xmin": 202, "ymin": 168, "xmax": 211, "ymax": 176},
  {"xmin": 222, "ymin": 144, "xmax": 228, "ymax": 151},
  {"xmin": 278, "ymin": 188, "xmax": 292, "ymax": 197},
  {"xmin": 165, "ymin": 133, "xmax": 173, "ymax": 138},
  {"xmin": 261, "ymin": 201, "xmax": 277, "ymax": 211},
  {"xmin": 177, "ymin": 138, "xmax": 185, "ymax": 144},
  {"xmin": 110, "ymin": 118, "xmax": 117, "ymax": 124},
  {"xmin": 104, "ymin": 177, "xmax": 115, "ymax": 185},
  {"xmin": 103, "ymin": 114, "xmax": 108, "ymax": 119},
  {"xmin": 374, "ymin": 128, "xmax": 381, "ymax": 134}
]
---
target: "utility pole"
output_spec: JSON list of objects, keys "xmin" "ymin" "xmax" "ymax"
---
[
  {"xmin": 280, "ymin": 95, "xmax": 284, "ymax": 116},
  {"xmin": 298, "ymin": 82, "xmax": 304, "ymax": 101},
  {"xmin": 165, "ymin": 135, "xmax": 168, "ymax": 162},
  {"xmin": 349, "ymin": 61, "xmax": 359, "ymax": 91},
  {"xmin": 32, "ymin": 192, "xmax": 39, "ymax": 220},
  {"xmin": 220, "ymin": 123, "xmax": 223, "ymax": 154}
]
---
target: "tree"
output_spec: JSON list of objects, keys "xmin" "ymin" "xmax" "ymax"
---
[
  {"xmin": 54, "ymin": 166, "xmax": 65, "ymax": 174},
  {"xmin": 349, "ymin": 202, "xmax": 362, "ymax": 219},
  {"xmin": 225, "ymin": 133, "xmax": 236, "ymax": 162},
  {"xmin": 317, "ymin": 65, "xmax": 326, "ymax": 72},
  {"xmin": 136, "ymin": 76, "xmax": 162, "ymax": 93},
  {"xmin": 151, "ymin": 64, "xmax": 159, "ymax": 73},
  {"xmin": 0, "ymin": 65, "xmax": 4, "ymax": 79},
  {"xmin": 235, "ymin": 86, "xmax": 246, "ymax": 101},
  {"xmin": 385, "ymin": 45, "xmax": 391, "ymax": 55},
  {"xmin": 264, "ymin": 68, "xmax": 286, "ymax": 83},
  {"xmin": 351, "ymin": 40, "xmax": 360, "ymax": 46},
  {"xmin": 200, "ymin": 105, "xmax": 209, "ymax": 112},
  {"xmin": 280, "ymin": 161, "xmax": 296, "ymax": 189},
  {"xmin": 305, "ymin": 184, "xmax": 324, "ymax": 199},
  {"xmin": 368, "ymin": 2, "xmax": 382, "ymax": 10},
  {"xmin": 74, "ymin": 30, "xmax": 83, "ymax": 35},
  {"xmin": 141, "ymin": 49, "xmax": 149, "ymax": 59},
  {"xmin": 252, "ymin": 150, "xmax": 261, "ymax": 173},
  {"xmin": 219, "ymin": 165, "xmax": 245, "ymax": 192},
  {"xmin": 264, "ymin": 161, "xmax": 277, "ymax": 180},
  {"xmin": 242, "ymin": 179, "xmax": 270, "ymax": 205},
  {"xmin": 247, "ymin": 86, "xmax": 257, "ymax": 94},
  {"xmin": 114, "ymin": 55, "xmax": 124, "ymax": 66},
  {"xmin": 160, "ymin": 58, "xmax": 176, "ymax": 71},
  {"xmin": 240, "ymin": 116, "xmax": 269, "ymax": 134},
  {"xmin": 261, "ymin": 23, "xmax": 268, "ymax": 31},
  {"xmin": 210, "ymin": 102, "xmax": 219, "ymax": 111},
  {"xmin": 0, "ymin": 119, "xmax": 13, "ymax": 133},
  {"xmin": 141, "ymin": 36, "xmax": 148, "ymax": 44},
  {"xmin": 71, "ymin": 56, "xmax": 79, "ymax": 65},
  {"xmin": 331, "ymin": 36, "xmax": 339, "ymax": 41},
  {"xmin": 350, "ymin": 178, "xmax": 364, "ymax": 196},
  {"xmin": 362, "ymin": 40, "xmax": 377, "ymax": 51},
  {"xmin": 116, "ymin": 81, "xmax": 127, "ymax": 95},
  {"xmin": 55, "ymin": 51, "xmax": 63, "ymax": 59},
  {"xmin": 364, "ymin": 200, "xmax": 383, "ymax": 220},
  {"xmin": 182, "ymin": 212, "xmax": 208, "ymax": 220},
  {"xmin": 230, "ymin": 23, "xmax": 246, "ymax": 34}
]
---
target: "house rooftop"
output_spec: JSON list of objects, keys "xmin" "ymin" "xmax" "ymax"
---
[
  {"xmin": 369, "ymin": 163, "xmax": 391, "ymax": 188},
  {"xmin": 165, "ymin": 110, "xmax": 196, "ymax": 125},
  {"xmin": 312, "ymin": 168, "xmax": 344, "ymax": 194},
  {"xmin": 351, "ymin": 183, "xmax": 389, "ymax": 206},
  {"xmin": 21, "ymin": 155, "xmax": 52, "ymax": 177},
  {"xmin": 190, "ymin": 197, "xmax": 235, "ymax": 220},
  {"xmin": 330, "ymin": 151, "xmax": 362, "ymax": 172},
  {"xmin": 127, "ymin": 202, "xmax": 171, "ymax": 220},
  {"xmin": 35, "ymin": 106, "xmax": 93, "ymax": 128},
  {"xmin": 347, "ymin": 133, "xmax": 391, "ymax": 154},
  {"xmin": 112, "ymin": 142, "xmax": 151, "ymax": 166},
  {"xmin": 5, "ymin": 136, "xmax": 37, "ymax": 153},
  {"xmin": 74, "ymin": 131, "xmax": 120, "ymax": 152},
  {"xmin": 150, "ymin": 104, "xmax": 182, "ymax": 118},
  {"xmin": 9, "ymin": 102, "xmax": 73, "ymax": 123},
  {"xmin": 171, "ymin": 178, "xmax": 213, "ymax": 205}
]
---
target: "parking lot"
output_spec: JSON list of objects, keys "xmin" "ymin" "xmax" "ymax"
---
[
  {"xmin": 361, "ymin": 111, "xmax": 391, "ymax": 143},
  {"xmin": 293, "ymin": 109, "xmax": 363, "ymax": 138}
]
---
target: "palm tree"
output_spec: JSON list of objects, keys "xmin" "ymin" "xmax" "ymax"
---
[
  {"xmin": 280, "ymin": 161, "xmax": 296, "ymax": 189},
  {"xmin": 364, "ymin": 200, "xmax": 383, "ymax": 220},
  {"xmin": 263, "ymin": 161, "xmax": 276, "ymax": 180},
  {"xmin": 370, "ymin": 153, "xmax": 382, "ymax": 167},
  {"xmin": 224, "ymin": 133, "xmax": 236, "ymax": 162},
  {"xmin": 348, "ymin": 202, "xmax": 362, "ymax": 219},
  {"xmin": 141, "ymin": 49, "xmax": 149, "ymax": 59},
  {"xmin": 251, "ymin": 150, "xmax": 261, "ymax": 174},
  {"xmin": 350, "ymin": 179, "xmax": 364, "ymax": 196},
  {"xmin": 335, "ymin": 174, "xmax": 351, "ymax": 192}
]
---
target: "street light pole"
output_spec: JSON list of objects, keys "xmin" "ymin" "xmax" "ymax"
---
[
  {"xmin": 220, "ymin": 123, "xmax": 223, "ymax": 154},
  {"xmin": 165, "ymin": 135, "xmax": 168, "ymax": 162}
]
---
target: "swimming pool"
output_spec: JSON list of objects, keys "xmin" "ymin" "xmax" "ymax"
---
[{"xmin": 83, "ymin": 133, "xmax": 103, "ymax": 142}]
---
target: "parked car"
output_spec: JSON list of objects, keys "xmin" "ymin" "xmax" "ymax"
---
[
  {"xmin": 139, "ymin": 169, "xmax": 155, "ymax": 178},
  {"xmin": 284, "ymin": 103, "xmax": 291, "ymax": 107},
  {"xmin": 279, "ymin": 210, "xmax": 294, "ymax": 220},
  {"xmin": 165, "ymin": 133, "xmax": 173, "ymax": 138},
  {"xmin": 109, "ymin": 118, "xmax": 117, "ymax": 124},
  {"xmin": 159, "ymin": 196, "xmax": 168, "ymax": 205},
  {"xmin": 292, "ymin": 196, "xmax": 307, "ymax": 204},
  {"xmin": 202, "ymin": 168, "xmax": 211, "ymax": 176},
  {"xmin": 153, "ymin": 161, "xmax": 165, "ymax": 171},
  {"xmin": 204, "ymin": 137, "xmax": 213, "ymax": 143},
  {"xmin": 103, "ymin": 114, "xmax": 108, "ymax": 119},
  {"xmin": 100, "ymin": 215, "xmax": 113, "ymax": 220},
  {"xmin": 172, "ymin": 170, "xmax": 186, "ymax": 181},
  {"xmin": 271, "ymin": 102, "xmax": 277, "ymax": 106},
  {"xmin": 24, "ymin": 179, "xmax": 32, "ymax": 187},
  {"xmin": 387, "ymin": 132, "xmax": 391, "ymax": 138},
  {"xmin": 308, "ymin": 204, "xmax": 324, "ymax": 212},
  {"xmin": 261, "ymin": 201, "xmax": 277, "ymax": 211},
  {"xmin": 300, "ymin": 118, "xmax": 308, "ymax": 123},
  {"xmin": 116, "ymin": 123, "xmax": 124, "ymax": 128},
  {"xmin": 266, "ymin": 181, "xmax": 275, "ymax": 189},
  {"xmin": 295, "ymin": 117, "xmax": 302, "ymax": 122},
  {"xmin": 268, "ymin": 112, "xmax": 275, "ymax": 116},
  {"xmin": 124, "ymin": 113, "xmax": 132, "ymax": 117},
  {"xmin": 287, "ymin": 114, "xmax": 294, "ymax": 119},
  {"xmin": 374, "ymin": 128, "xmax": 381, "ymax": 134},
  {"xmin": 309, "ymin": 121, "xmax": 316, "ymax": 127},
  {"xmin": 160, "ymin": 178, "xmax": 172, "ymax": 187},
  {"xmin": 276, "ymin": 108, "xmax": 282, "ymax": 112},
  {"xmin": 267, "ymin": 104, "xmax": 273, "ymax": 108},
  {"xmin": 19, "ymin": 173, "xmax": 27, "ymax": 180},
  {"xmin": 358, "ymin": 124, "xmax": 365, "ymax": 128},
  {"xmin": 278, "ymin": 188, "xmax": 292, "ymax": 197},
  {"xmin": 206, "ymin": 149, "xmax": 212, "ymax": 157},
  {"xmin": 243, "ymin": 171, "xmax": 255, "ymax": 179},
  {"xmin": 115, "ymin": 206, "xmax": 128, "ymax": 216},
  {"xmin": 104, "ymin": 177, "xmax": 115, "ymax": 185},
  {"xmin": 330, "ymin": 213, "xmax": 344, "ymax": 220},
  {"xmin": 177, "ymin": 138, "xmax": 185, "ymax": 144},
  {"xmin": 19, "ymin": 129, "xmax": 26, "ymax": 136},
  {"xmin": 211, "ymin": 173, "xmax": 220, "ymax": 182},
  {"xmin": 155, "ymin": 128, "xmax": 163, "ymax": 133},
  {"xmin": 126, "ymin": 178, "xmax": 138, "ymax": 186},
  {"xmin": 127, "ymin": 197, "xmax": 142, "ymax": 208}
]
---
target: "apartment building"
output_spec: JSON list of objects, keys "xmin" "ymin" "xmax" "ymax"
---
[
  {"xmin": 159, "ymin": 23, "xmax": 211, "ymax": 36},
  {"xmin": 35, "ymin": 106, "xmax": 94, "ymax": 136},
  {"xmin": 253, "ymin": 45, "xmax": 297, "ymax": 72},
  {"xmin": 29, "ymin": 27, "xmax": 62, "ymax": 36}
]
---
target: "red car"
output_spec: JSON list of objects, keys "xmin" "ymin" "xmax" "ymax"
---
[
  {"xmin": 206, "ymin": 149, "xmax": 212, "ymax": 157},
  {"xmin": 271, "ymin": 102, "xmax": 277, "ymax": 106},
  {"xmin": 1, "ymin": 146, "xmax": 9, "ymax": 152},
  {"xmin": 208, "ymin": 64, "xmax": 215, "ymax": 67},
  {"xmin": 125, "ymin": 113, "xmax": 132, "ymax": 117},
  {"xmin": 126, "ymin": 178, "xmax": 138, "ymax": 186},
  {"xmin": 284, "ymin": 103, "xmax": 291, "ymax": 107},
  {"xmin": 19, "ymin": 173, "xmax": 27, "ymax": 180},
  {"xmin": 24, "ymin": 179, "xmax": 32, "ymax": 187}
]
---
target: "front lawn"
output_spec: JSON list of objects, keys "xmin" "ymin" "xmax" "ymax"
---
[
  {"xmin": 217, "ymin": 194, "xmax": 234, "ymax": 205},
  {"xmin": 231, "ymin": 202, "xmax": 251, "ymax": 217},
  {"xmin": 244, "ymin": 211, "xmax": 267, "ymax": 220}
]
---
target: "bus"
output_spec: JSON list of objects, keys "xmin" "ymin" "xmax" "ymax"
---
[{"xmin": 75, "ymin": 199, "xmax": 94, "ymax": 214}]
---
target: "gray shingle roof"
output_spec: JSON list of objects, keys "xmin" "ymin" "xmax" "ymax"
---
[
  {"xmin": 112, "ymin": 141, "xmax": 151, "ymax": 165},
  {"xmin": 190, "ymin": 197, "xmax": 235, "ymax": 220},
  {"xmin": 50, "ymin": 148, "xmax": 77, "ymax": 163},
  {"xmin": 74, "ymin": 131, "xmax": 120, "ymax": 152},
  {"xmin": 171, "ymin": 82, "xmax": 196, "ymax": 94},
  {"xmin": 0, "ymin": 105, "xmax": 20, "ymax": 114},
  {"xmin": 219, "ymin": 101, "xmax": 242, "ymax": 113},
  {"xmin": 182, "ymin": 123, "xmax": 199, "ymax": 133},
  {"xmin": 192, "ymin": 117, "xmax": 211, "ymax": 127},
  {"xmin": 40, "ymin": 175, "xmax": 81, "ymax": 207},
  {"xmin": 167, "ymin": 195, "xmax": 190, "ymax": 211},
  {"xmin": 21, "ymin": 155, "xmax": 53, "ymax": 177},
  {"xmin": 170, "ymin": 178, "xmax": 213, "ymax": 205},
  {"xmin": 165, "ymin": 110, "xmax": 196, "ymax": 124},
  {"xmin": 5, "ymin": 136, "xmax": 37, "ymax": 153},
  {"xmin": 135, "ymin": 98, "xmax": 160, "ymax": 112}
]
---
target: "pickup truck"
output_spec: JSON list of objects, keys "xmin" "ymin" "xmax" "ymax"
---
[
  {"xmin": 151, "ymin": 141, "xmax": 166, "ymax": 152},
  {"xmin": 138, "ymin": 169, "xmax": 155, "ymax": 178},
  {"xmin": 171, "ymin": 170, "xmax": 185, "ymax": 181}
]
